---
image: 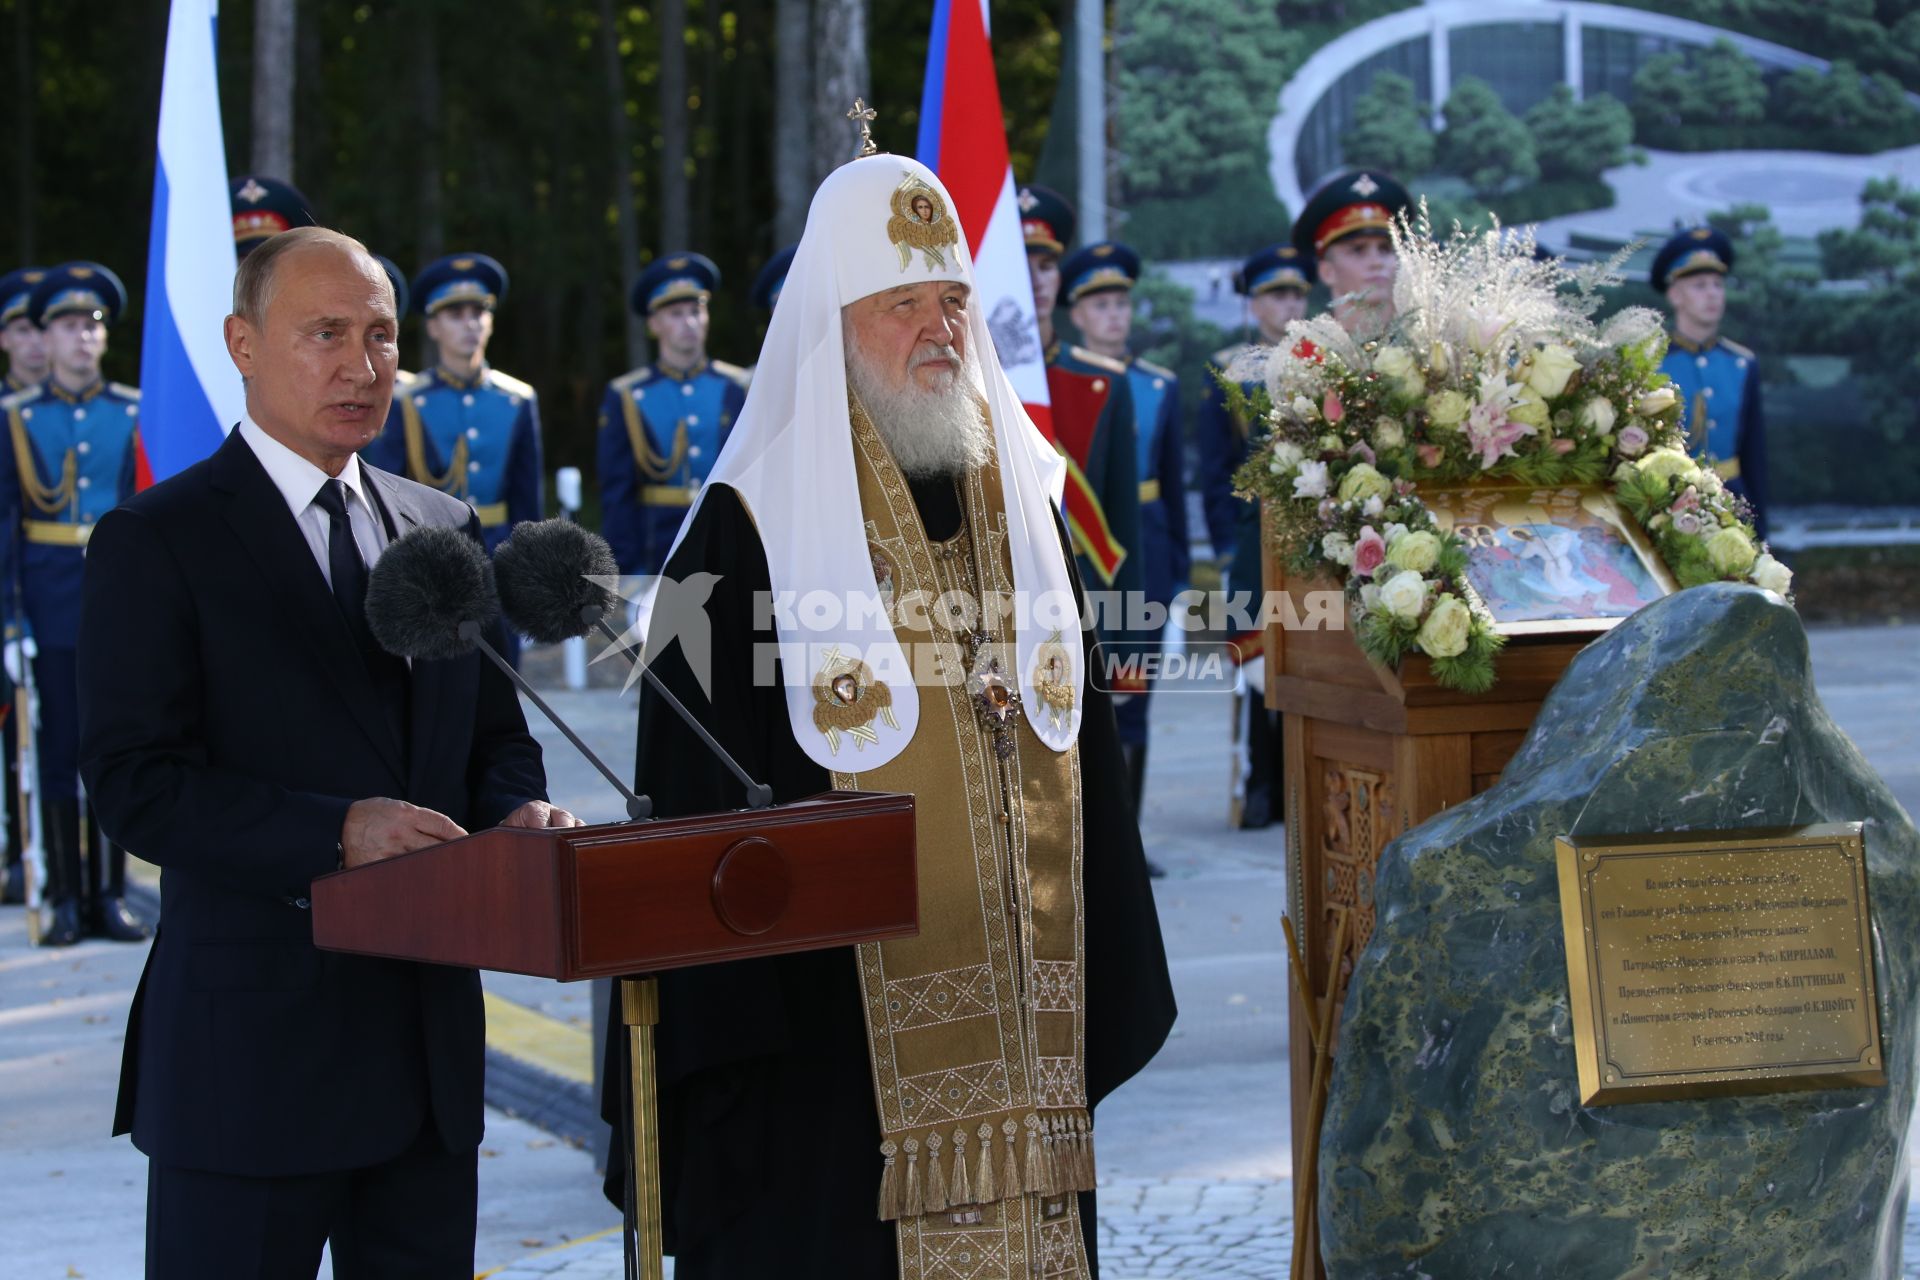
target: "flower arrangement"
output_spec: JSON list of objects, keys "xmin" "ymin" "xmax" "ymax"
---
[{"xmin": 1232, "ymin": 211, "xmax": 1789, "ymax": 694}]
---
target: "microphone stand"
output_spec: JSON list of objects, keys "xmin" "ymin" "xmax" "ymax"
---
[
  {"xmin": 454, "ymin": 620, "xmax": 652, "ymax": 820},
  {"xmin": 581, "ymin": 605, "xmax": 774, "ymax": 810}
]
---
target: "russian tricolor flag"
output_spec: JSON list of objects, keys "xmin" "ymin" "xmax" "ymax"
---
[
  {"xmin": 138, "ymin": 0, "xmax": 245, "ymax": 486},
  {"xmin": 917, "ymin": 0, "xmax": 1051, "ymax": 439}
]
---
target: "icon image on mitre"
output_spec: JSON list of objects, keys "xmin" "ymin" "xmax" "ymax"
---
[
  {"xmin": 812, "ymin": 646, "xmax": 899, "ymax": 755},
  {"xmin": 887, "ymin": 175, "xmax": 960, "ymax": 272}
]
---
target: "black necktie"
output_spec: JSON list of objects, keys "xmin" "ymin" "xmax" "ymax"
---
[{"xmin": 312, "ymin": 479, "xmax": 409, "ymax": 749}]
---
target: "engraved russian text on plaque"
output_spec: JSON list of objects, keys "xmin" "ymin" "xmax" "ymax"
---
[{"xmin": 1556, "ymin": 824, "xmax": 1885, "ymax": 1105}]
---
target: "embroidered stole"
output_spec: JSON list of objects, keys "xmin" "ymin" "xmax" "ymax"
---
[{"xmin": 827, "ymin": 403, "xmax": 1094, "ymax": 1280}]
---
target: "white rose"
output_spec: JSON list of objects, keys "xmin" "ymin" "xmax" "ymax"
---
[
  {"xmin": 1362, "ymin": 494, "xmax": 1386, "ymax": 518},
  {"xmin": 1373, "ymin": 416, "xmax": 1406, "ymax": 450},
  {"xmin": 1578, "ymin": 397, "xmax": 1617, "ymax": 435},
  {"xmin": 1377, "ymin": 569, "xmax": 1429, "ymax": 622},
  {"xmin": 1526, "ymin": 344, "xmax": 1580, "ymax": 399},
  {"xmin": 1269, "ymin": 440, "xmax": 1306, "ymax": 472},
  {"xmin": 1416, "ymin": 594, "xmax": 1473, "ymax": 658},
  {"xmin": 1752, "ymin": 552, "xmax": 1793, "ymax": 595},
  {"xmin": 1292, "ymin": 460, "xmax": 1330, "ymax": 499},
  {"xmin": 1291, "ymin": 395, "xmax": 1317, "ymax": 419},
  {"xmin": 1321, "ymin": 531, "xmax": 1356, "ymax": 566}
]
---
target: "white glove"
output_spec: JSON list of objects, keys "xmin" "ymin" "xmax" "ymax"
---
[{"xmin": 3, "ymin": 636, "xmax": 36, "ymax": 686}]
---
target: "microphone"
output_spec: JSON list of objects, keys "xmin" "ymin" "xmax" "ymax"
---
[
  {"xmin": 366, "ymin": 525, "xmax": 653, "ymax": 820},
  {"xmin": 494, "ymin": 519, "xmax": 774, "ymax": 809}
]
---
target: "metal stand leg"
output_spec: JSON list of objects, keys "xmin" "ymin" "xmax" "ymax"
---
[{"xmin": 621, "ymin": 976, "xmax": 664, "ymax": 1280}]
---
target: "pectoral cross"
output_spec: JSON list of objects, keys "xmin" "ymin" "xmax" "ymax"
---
[{"xmin": 848, "ymin": 98, "xmax": 879, "ymax": 158}]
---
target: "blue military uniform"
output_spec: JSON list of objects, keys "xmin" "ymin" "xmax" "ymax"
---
[
  {"xmin": 0, "ymin": 266, "xmax": 47, "ymax": 902},
  {"xmin": 229, "ymin": 175, "xmax": 316, "ymax": 259},
  {"xmin": 0, "ymin": 263, "xmax": 147, "ymax": 942},
  {"xmin": 1652, "ymin": 227, "xmax": 1768, "ymax": 541},
  {"xmin": 1196, "ymin": 244, "xmax": 1316, "ymax": 830},
  {"xmin": 597, "ymin": 254, "xmax": 748, "ymax": 576}
]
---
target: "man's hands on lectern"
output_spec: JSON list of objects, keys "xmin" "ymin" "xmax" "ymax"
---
[
  {"xmin": 502, "ymin": 800, "xmax": 586, "ymax": 830},
  {"xmin": 341, "ymin": 798, "xmax": 469, "ymax": 868}
]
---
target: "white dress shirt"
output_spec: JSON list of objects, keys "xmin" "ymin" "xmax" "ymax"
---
[{"xmin": 237, "ymin": 417, "xmax": 389, "ymax": 585}]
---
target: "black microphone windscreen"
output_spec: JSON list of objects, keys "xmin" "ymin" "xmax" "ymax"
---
[
  {"xmin": 494, "ymin": 519, "xmax": 622, "ymax": 644},
  {"xmin": 365, "ymin": 525, "xmax": 499, "ymax": 661}
]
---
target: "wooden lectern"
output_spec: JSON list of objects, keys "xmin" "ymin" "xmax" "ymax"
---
[
  {"xmin": 312, "ymin": 789, "xmax": 918, "ymax": 1280},
  {"xmin": 1265, "ymin": 544, "xmax": 1583, "ymax": 1278}
]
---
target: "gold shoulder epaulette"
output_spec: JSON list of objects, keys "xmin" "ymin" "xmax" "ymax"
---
[
  {"xmin": 1210, "ymin": 344, "xmax": 1250, "ymax": 369},
  {"xmin": 108, "ymin": 381, "xmax": 142, "ymax": 401},
  {"xmin": 1720, "ymin": 337, "xmax": 1757, "ymax": 361},
  {"xmin": 1068, "ymin": 345, "xmax": 1129, "ymax": 375},
  {"xmin": 709, "ymin": 359, "xmax": 752, "ymax": 389},
  {"xmin": 487, "ymin": 368, "xmax": 537, "ymax": 400},
  {"xmin": 1134, "ymin": 356, "xmax": 1176, "ymax": 381},
  {"xmin": 612, "ymin": 367, "xmax": 650, "ymax": 393},
  {"xmin": 0, "ymin": 388, "xmax": 35, "ymax": 414}
]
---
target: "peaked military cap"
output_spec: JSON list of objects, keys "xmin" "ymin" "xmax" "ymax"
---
[
  {"xmin": 1060, "ymin": 241, "xmax": 1141, "ymax": 305},
  {"xmin": 1235, "ymin": 244, "xmax": 1315, "ymax": 297},
  {"xmin": 372, "ymin": 255, "xmax": 410, "ymax": 319},
  {"xmin": 230, "ymin": 175, "xmax": 317, "ymax": 258},
  {"xmin": 413, "ymin": 253, "xmax": 508, "ymax": 317},
  {"xmin": 28, "ymin": 262, "xmax": 128, "ymax": 328},
  {"xmin": 1018, "ymin": 184, "xmax": 1076, "ymax": 256},
  {"xmin": 0, "ymin": 267, "xmax": 49, "ymax": 326},
  {"xmin": 749, "ymin": 245, "xmax": 797, "ymax": 312},
  {"xmin": 632, "ymin": 252, "xmax": 719, "ymax": 316},
  {"xmin": 1292, "ymin": 169, "xmax": 1413, "ymax": 259},
  {"xmin": 1651, "ymin": 226, "xmax": 1734, "ymax": 293}
]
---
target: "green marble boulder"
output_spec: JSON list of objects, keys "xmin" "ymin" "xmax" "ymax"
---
[{"xmin": 1320, "ymin": 583, "xmax": 1919, "ymax": 1279}]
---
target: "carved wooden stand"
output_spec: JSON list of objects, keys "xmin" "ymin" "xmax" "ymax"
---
[{"xmin": 1264, "ymin": 517, "xmax": 1584, "ymax": 1278}]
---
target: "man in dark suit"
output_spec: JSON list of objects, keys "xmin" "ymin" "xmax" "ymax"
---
[{"xmin": 78, "ymin": 225, "xmax": 579, "ymax": 1279}]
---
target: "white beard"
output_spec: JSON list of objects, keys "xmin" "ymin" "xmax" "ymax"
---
[{"xmin": 844, "ymin": 324, "xmax": 994, "ymax": 480}]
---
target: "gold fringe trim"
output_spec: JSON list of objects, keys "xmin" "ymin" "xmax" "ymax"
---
[{"xmin": 873, "ymin": 1108, "xmax": 1094, "ymax": 1221}]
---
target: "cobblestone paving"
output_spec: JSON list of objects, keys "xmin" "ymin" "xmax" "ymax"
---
[{"xmin": 486, "ymin": 1176, "xmax": 1920, "ymax": 1278}]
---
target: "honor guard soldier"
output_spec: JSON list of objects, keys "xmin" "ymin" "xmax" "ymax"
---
[
  {"xmin": 1196, "ymin": 244, "xmax": 1313, "ymax": 828},
  {"xmin": 596, "ymin": 253, "xmax": 749, "ymax": 576},
  {"xmin": 1653, "ymin": 226, "xmax": 1769, "ymax": 540},
  {"xmin": 0, "ymin": 263, "xmax": 148, "ymax": 944},
  {"xmin": 1294, "ymin": 168, "xmax": 1412, "ymax": 337},
  {"xmin": 1061, "ymin": 240, "xmax": 1188, "ymax": 817},
  {"xmin": 229, "ymin": 174, "xmax": 317, "ymax": 260},
  {"xmin": 0, "ymin": 267, "xmax": 49, "ymax": 904},
  {"xmin": 1021, "ymin": 183, "xmax": 1074, "ymax": 357},
  {"xmin": 745, "ymin": 245, "xmax": 797, "ymax": 384},
  {"xmin": 362, "ymin": 253, "xmax": 543, "ymax": 660}
]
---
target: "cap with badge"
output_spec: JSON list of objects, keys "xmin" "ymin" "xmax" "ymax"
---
[
  {"xmin": 372, "ymin": 255, "xmax": 410, "ymax": 318},
  {"xmin": 1291, "ymin": 168, "xmax": 1413, "ymax": 259},
  {"xmin": 1651, "ymin": 226, "xmax": 1734, "ymax": 293},
  {"xmin": 0, "ymin": 267, "xmax": 49, "ymax": 326},
  {"xmin": 1059, "ymin": 241, "xmax": 1141, "ymax": 305},
  {"xmin": 631, "ymin": 252, "xmax": 719, "ymax": 316},
  {"xmin": 749, "ymin": 246, "xmax": 797, "ymax": 312},
  {"xmin": 1018, "ymin": 184, "xmax": 1077, "ymax": 257},
  {"xmin": 1234, "ymin": 244, "xmax": 1314, "ymax": 297},
  {"xmin": 28, "ymin": 262, "xmax": 128, "ymax": 328},
  {"xmin": 230, "ymin": 175, "xmax": 317, "ymax": 258},
  {"xmin": 412, "ymin": 253, "xmax": 508, "ymax": 317}
]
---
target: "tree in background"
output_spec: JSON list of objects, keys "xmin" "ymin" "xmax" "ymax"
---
[
  {"xmin": 1341, "ymin": 72, "xmax": 1434, "ymax": 179},
  {"xmin": 1112, "ymin": 0, "xmax": 1300, "ymax": 259},
  {"xmin": 1694, "ymin": 39, "xmax": 1767, "ymax": 126},
  {"xmin": 1628, "ymin": 51, "xmax": 1694, "ymax": 133},
  {"xmin": 1818, "ymin": 177, "xmax": 1920, "ymax": 287},
  {"xmin": 1525, "ymin": 86, "xmax": 1633, "ymax": 183},
  {"xmin": 1774, "ymin": 61, "xmax": 1917, "ymax": 135},
  {"xmin": 1439, "ymin": 77, "xmax": 1536, "ymax": 196}
]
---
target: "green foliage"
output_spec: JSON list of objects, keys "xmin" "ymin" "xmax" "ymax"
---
[
  {"xmin": 1438, "ymin": 77, "xmax": 1538, "ymax": 197},
  {"xmin": 1610, "ymin": 0, "xmax": 1920, "ymax": 84},
  {"xmin": 1695, "ymin": 39, "xmax": 1769, "ymax": 126},
  {"xmin": 1819, "ymin": 177, "xmax": 1920, "ymax": 285},
  {"xmin": 1633, "ymin": 40, "xmax": 1920, "ymax": 152},
  {"xmin": 1428, "ymin": 626, "xmax": 1504, "ymax": 695},
  {"xmin": 1121, "ymin": 164, "xmax": 1292, "ymax": 262},
  {"xmin": 1483, "ymin": 178, "xmax": 1615, "ymax": 226},
  {"xmin": 1341, "ymin": 72, "xmax": 1434, "ymax": 178},
  {"xmin": 1525, "ymin": 87, "xmax": 1634, "ymax": 183}
]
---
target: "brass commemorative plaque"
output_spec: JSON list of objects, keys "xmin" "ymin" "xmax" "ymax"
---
[{"xmin": 1556, "ymin": 824, "xmax": 1884, "ymax": 1105}]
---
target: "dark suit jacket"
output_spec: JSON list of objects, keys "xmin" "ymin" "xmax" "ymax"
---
[{"xmin": 78, "ymin": 427, "xmax": 545, "ymax": 1178}]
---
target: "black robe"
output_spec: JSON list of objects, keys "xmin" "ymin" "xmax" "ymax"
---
[{"xmin": 600, "ymin": 477, "xmax": 1177, "ymax": 1278}]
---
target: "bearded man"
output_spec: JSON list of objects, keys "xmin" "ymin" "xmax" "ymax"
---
[{"xmin": 601, "ymin": 154, "xmax": 1175, "ymax": 1279}]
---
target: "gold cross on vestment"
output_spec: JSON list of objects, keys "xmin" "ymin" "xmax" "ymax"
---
[{"xmin": 848, "ymin": 98, "xmax": 879, "ymax": 158}]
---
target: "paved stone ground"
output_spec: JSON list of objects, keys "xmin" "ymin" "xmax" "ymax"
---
[{"xmin": 6, "ymin": 623, "xmax": 1919, "ymax": 1278}]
